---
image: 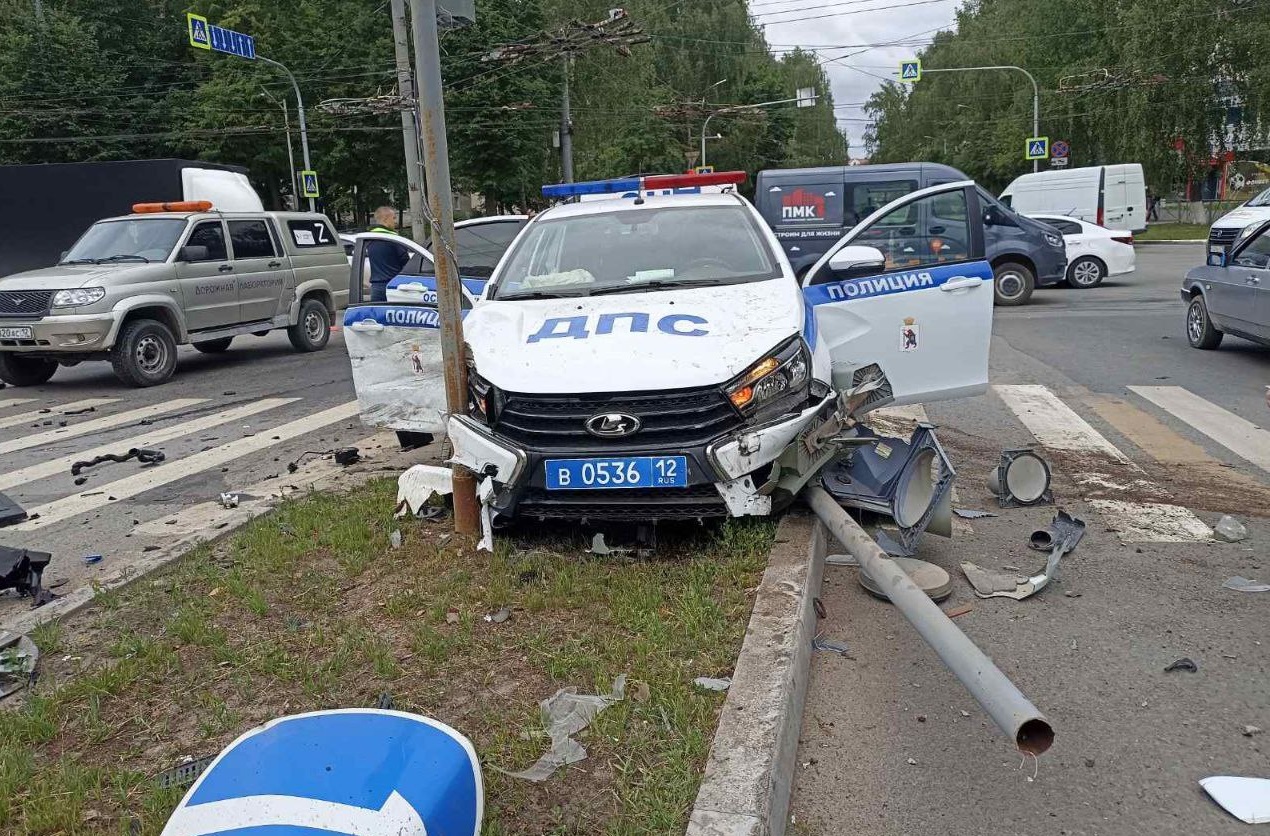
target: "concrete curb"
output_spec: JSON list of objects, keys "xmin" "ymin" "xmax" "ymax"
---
[
  {"xmin": 1136, "ymin": 239, "xmax": 1206, "ymax": 245},
  {"xmin": 686, "ymin": 511, "xmax": 823, "ymax": 836}
]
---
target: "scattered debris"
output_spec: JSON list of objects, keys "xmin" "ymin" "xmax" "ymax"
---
[
  {"xmin": 143, "ymin": 545, "xmax": 160, "ymax": 553},
  {"xmin": 813, "ymin": 597, "xmax": 826, "ymax": 619},
  {"xmin": 375, "ymin": 692, "xmax": 395, "ymax": 710},
  {"xmin": 874, "ymin": 528, "xmax": 915, "ymax": 557},
  {"xmin": 0, "ymin": 491, "xmax": 29, "ymax": 528},
  {"xmin": 1223, "ymin": 576, "xmax": 1270, "ymax": 593},
  {"xmin": 1164, "ymin": 657, "xmax": 1198, "ymax": 673},
  {"xmin": 83, "ymin": 554, "xmax": 103, "ymax": 565},
  {"xmin": 1064, "ymin": 590, "xmax": 1082, "ymax": 598},
  {"xmin": 589, "ymin": 532, "xmax": 631, "ymax": 556},
  {"xmin": 503, "ymin": 675, "xmax": 626, "ymax": 782},
  {"xmin": 395, "ymin": 464, "xmax": 454, "ymax": 518},
  {"xmin": 70, "ymin": 448, "xmax": 165, "ymax": 476},
  {"xmin": 484, "ymin": 607, "xmax": 511, "ymax": 624},
  {"xmin": 1028, "ymin": 510, "xmax": 1087, "ymax": 553},
  {"xmin": 389, "ymin": 530, "xmax": 402, "ymax": 550},
  {"xmin": 987, "ymin": 449, "xmax": 1053, "ymax": 507},
  {"xmin": 860, "ymin": 556, "xmax": 952, "ymax": 602},
  {"xmin": 812, "ymin": 636, "xmax": 850, "ymax": 656},
  {"xmin": 960, "ymin": 710, "xmax": 971, "ymax": 718},
  {"xmin": 333, "ymin": 447, "xmax": 361, "ymax": 466},
  {"xmin": 219, "ymin": 493, "xmax": 239, "ymax": 509},
  {"xmin": 74, "ymin": 476, "xmax": 88, "ymax": 486},
  {"xmin": 906, "ymin": 757, "xmax": 918, "ymax": 766},
  {"xmin": 154, "ymin": 755, "xmax": 216, "ymax": 791},
  {"xmin": 0, "ymin": 630, "xmax": 39, "ymax": 700},
  {"xmin": 1200, "ymin": 776, "xmax": 1270, "ymax": 824},
  {"xmin": 445, "ymin": 609, "xmax": 460, "ymax": 625},
  {"xmin": 917, "ymin": 714, "xmax": 927, "ymax": 722},
  {"xmin": 962, "ymin": 511, "xmax": 1086, "ymax": 601},
  {"xmin": 62, "ymin": 405, "xmax": 96, "ymax": 416},
  {"xmin": 1243, "ymin": 725, "xmax": 1263, "ymax": 737},
  {"xmin": 954, "ymin": 508, "xmax": 997, "ymax": 519},
  {"xmin": 1214, "ymin": 515, "xmax": 1249, "ymax": 543},
  {"xmin": 693, "ymin": 676, "xmax": 732, "ymax": 692},
  {"xmin": 825, "ymin": 553, "xmax": 859, "ymax": 567},
  {"xmin": 944, "ymin": 603, "xmax": 974, "ymax": 618},
  {"xmin": 31, "ymin": 587, "xmax": 58, "ymax": 608},
  {"xmin": 0, "ymin": 546, "xmax": 50, "ymax": 597}
]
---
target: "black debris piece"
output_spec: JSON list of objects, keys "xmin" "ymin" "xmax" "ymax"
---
[
  {"xmin": 1164, "ymin": 657, "xmax": 1198, "ymax": 673},
  {"xmin": 334, "ymin": 447, "xmax": 361, "ymax": 466},
  {"xmin": 62, "ymin": 406, "xmax": 96, "ymax": 416},
  {"xmin": 74, "ymin": 476, "xmax": 88, "ymax": 486},
  {"xmin": 71, "ymin": 448, "xmax": 165, "ymax": 476},
  {"xmin": 0, "ymin": 492, "xmax": 28, "ymax": 528},
  {"xmin": 375, "ymin": 692, "xmax": 395, "ymax": 710},
  {"xmin": 0, "ymin": 546, "xmax": 51, "ymax": 596}
]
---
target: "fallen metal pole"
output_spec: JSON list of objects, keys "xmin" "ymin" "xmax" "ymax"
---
[{"xmin": 804, "ymin": 485, "xmax": 1054, "ymax": 755}]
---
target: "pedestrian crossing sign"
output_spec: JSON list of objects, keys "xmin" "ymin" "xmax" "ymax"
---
[
  {"xmin": 1026, "ymin": 137, "xmax": 1049, "ymax": 160},
  {"xmin": 300, "ymin": 170, "xmax": 320, "ymax": 199},
  {"xmin": 187, "ymin": 13, "xmax": 211, "ymax": 50},
  {"xmin": 900, "ymin": 59, "xmax": 921, "ymax": 82}
]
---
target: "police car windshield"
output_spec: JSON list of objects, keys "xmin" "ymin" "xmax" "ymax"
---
[
  {"xmin": 62, "ymin": 218, "xmax": 186, "ymax": 264},
  {"xmin": 492, "ymin": 205, "xmax": 780, "ymax": 299},
  {"xmin": 1247, "ymin": 187, "xmax": 1270, "ymax": 207}
]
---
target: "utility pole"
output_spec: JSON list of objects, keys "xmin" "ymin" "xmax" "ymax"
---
[
  {"xmin": 259, "ymin": 56, "xmax": 315, "ymax": 211},
  {"xmin": 410, "ymin": 0, "xmax": 479, "ymax": 534},
  {"xmin": 390, "ymin": 0, "xmax": 427, "ymax": 241},
  {"xmin": 560, "ymin": 58, "xmax": 574, "ymax": 183}
]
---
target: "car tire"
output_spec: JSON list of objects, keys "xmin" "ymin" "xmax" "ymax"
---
[
  {"xmin": 193, "ymin": 337, "xmax": 233, "ymax": 354},
  {"xmin": 288, "ymin": 298, "xmax": 330, "ymax": 352},
  {"xmin": 993, "ymin": 262, "xmax": 1035, "ymax": 306},
  {"xmin": 110, "ymin": 318, "xmax": 178, "ymax": 387},
  {"xmin": 0, "ymin": 354, "xmax": 57, "ymax": 387},
  {"xmin": 1185, "ymin": 295, "xmax": 1223, "ymax": 349},
  {"xmin": 1066, "ymin": 256, "xmax": 1106, "ymax": 289}
]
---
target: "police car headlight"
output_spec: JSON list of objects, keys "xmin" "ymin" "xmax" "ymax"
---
[
  {"xmin": 1043, "ymin": 231, "xmax": 1063, "ymax": 249},
  {"xmin": 468, "ymin": 368, "xmax": 495, "ymax": 424},
  {"xmin": 726, "ymin": 338, "xmax": 810, "ymax": 414},
  {"xmin": 52, "ymin": 287, "xmax": 106, "ymax": 307}
]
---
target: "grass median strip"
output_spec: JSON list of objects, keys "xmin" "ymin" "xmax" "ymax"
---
[
  {"xmin": 1136, "ymin": 222, "xmax": 1208, "ymax": 241},
  {"xmin": 0, "ymin": 479, "xmax": 774, "ymax": 835}
]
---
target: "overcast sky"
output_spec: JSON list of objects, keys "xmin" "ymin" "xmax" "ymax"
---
[{"xmin": 748, "ymin": 0, "xmax": 964, "ymax": 156}]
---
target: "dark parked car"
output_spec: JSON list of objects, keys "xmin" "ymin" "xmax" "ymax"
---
[{"xmin": 1182, "ymin": 219, "xmax": 1270, "ymax": 349}]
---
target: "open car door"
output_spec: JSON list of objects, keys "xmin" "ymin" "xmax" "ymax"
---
[{"xmin": 802, "ymin": 181, "xmax": 993, "ymax": 406}]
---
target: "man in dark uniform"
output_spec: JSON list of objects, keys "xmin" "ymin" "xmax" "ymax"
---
[{"xmin": 367, "ymin": 206, "xmax": 410, "ymax": 302}]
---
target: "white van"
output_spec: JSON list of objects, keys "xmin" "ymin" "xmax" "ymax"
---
[{"xmin": 1000, "ymin": 164, "xmax": 1147, "ymax": 233}]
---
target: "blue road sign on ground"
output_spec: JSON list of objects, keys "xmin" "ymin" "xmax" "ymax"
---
[
  {"xmin": 900, "ymin": 59, "xmax": 922, "ymax": 82},
  {"xmin": 1026, "ymin": 136, "xmax": 1049, "ymax": 160},
  {"xmin": 160, "ymin": 710, "xmax": 482, "ymax": 836}
]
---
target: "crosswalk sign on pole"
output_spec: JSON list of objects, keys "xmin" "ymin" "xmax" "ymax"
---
[
  {"xmin": 1025, "ymin": 136, "xmax": 1049, "ymax": 160},
  {"xmin": 300, "ymin": 170, "xmax": 320, "ymax": 199},
  {"xmin": 187, "ymin": 13, "xmax": 211, "ymax": 50},
  {"xmin": 900, "ymin": 59, "xmax": 922, "ymax": 83}
]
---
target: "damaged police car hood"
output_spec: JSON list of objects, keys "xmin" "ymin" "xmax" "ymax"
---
[{"xmin": 466, "ymin": 278, "xmax": 807, "ymax": 393}]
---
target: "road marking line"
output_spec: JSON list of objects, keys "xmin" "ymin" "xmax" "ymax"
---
[
  {"xmin": 10, "ymin": 401, "xmax": 360, "ymax": 531},
  {"xmin": 871, "ymin": 403, "xmax": 929, "ymax": 424},
  {"xmin": 1088, "ymin": 499, "xmax": 1214, "ymax": 543},
  {"xmin": 0, "ymin": 398, "xmax": 298, "ymax": 492},
  {"xmin": 0, "ymin": 398, "xmax": 36, "ymax": 410},
  {"xmin": 1128, "ymin": 386, "xmax": 1270, "ymax": 474},
  {"xmin": 0, "ymin": 399, "xmax": 205, "ymax": 457},
  {"xmin": 994, "ymin": 385, "xmax": 1131, "ymax": 462},
  {"xmin": 0, "ymin": 398, "xmax": 119, "ymax": 432},
  {"xmin": 1083, "ymin": 394, "xmax": 1213, "ymax": 465}
]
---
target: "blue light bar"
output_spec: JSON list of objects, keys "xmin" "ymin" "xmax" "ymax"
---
[{"xmin": 542, "ymin": 177, "xmax": 642, "ymax": 198}]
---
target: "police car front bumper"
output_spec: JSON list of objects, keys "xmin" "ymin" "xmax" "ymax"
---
[{"xmin": 447, "ymin": 399, "xmax": 828, "ymax": 522}]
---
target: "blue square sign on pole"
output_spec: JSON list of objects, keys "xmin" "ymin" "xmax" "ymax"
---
[
  {"xmin": 187, "ymin": 13, "xmax": 211, "ymax": 50},
  {"xmin": 300, "ymin": 170, "xmax": 320, "ymax": 199},
  {"xmin": 900, "ymin": 59, "xmax": 922, "ymax": 83},
  {"xmin": 1026, "ymin": 136, "xmax": 1049, "ymax": 160}
]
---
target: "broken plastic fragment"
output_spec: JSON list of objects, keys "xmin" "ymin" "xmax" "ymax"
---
[
  {"xmin": 503, "ymin": 675, "xmax": 626, "ymax": 782},
  {"xmin": 812, "ymin": 637, "xmax": 850, "ymax": 655},
  {"xmin": 1223, "ymin": 576, "xmax": 1270, "ymax": 593},
  {"xmin": 1164, "ymin": 657, "xmax": 1198, "ymax": 673},
  {"xmin": 395, "ymin": 464, "xmax": 454, "ymax": 518},
  {"xmin": 219, "ymin": 493, "xmax": 239, "ymax": 509},
  {"xmin": 389, "ymin": 530, "xmax": 402, "ymax": 550},
  {"xmin": 589, "ymin": 532, "xmax": 631, "ymax": 556},
  {"xmin": 1200, "ymin": 776, "xmax": 1270, "ymax": 824},
  {"xmin": 693, "ymin": 676, "xmax": 732, "ymax": 691},
  {"xmin": 953, "ymin": 508, "xmax": 997, "ymax": 519},
  {"xmin": 484, "ymin": 607, "xmax": 510, "ymax": 624}
]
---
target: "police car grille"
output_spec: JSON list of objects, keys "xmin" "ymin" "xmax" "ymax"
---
[
  {"xmin": 1208, "ymin": 228, "xmax": 1239, "ymax": 248},
  {"xmin": 495, "ymin": 388, "xmax": 742, "ymax": 449},
  {"xmin": 0, "ymin": 291, "xmax": 53, "ymax": 317},
  {"xmin": 518, "ymin": 485, "xmax": 727, "ymax": 520}
]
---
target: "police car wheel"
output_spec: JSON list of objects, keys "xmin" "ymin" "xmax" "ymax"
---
[
  {"xmin": 0, "ymin": 354, "xmax": 57, "ymax": 387},
  {"xmin": 110, "ymin": 318, "xmax": 177, "ymax": 387},
  {"xmin": 1065, "ymin": 256, "xmax": 1105, "ymax": 289},
  {"xmin": 193, "ymin": 337, "xmax": 233, "ymax": 354},
  {"xmin": 288, "ymin": 298, "xmax": 330, "ymax": 352},
  {"xmin": 1186, "ymin": 295, "xmax": 1223, "ymax": 349},
  {"xmin": 993, "ymin": 262, "xmax": 1035, "ymax": 306}
]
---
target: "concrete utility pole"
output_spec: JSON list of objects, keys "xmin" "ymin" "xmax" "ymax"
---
[
  {"xmin": 258, "ymin": 56, "xmax": 315, "ymax": 211},
  {"xmin": 409, "ymin": 0, "xmax": 479, "ymax": 534},
  {"xmin": 560, "ymin": 58, "xmax": 574, "ymax": 183},
  {"xmin": 923, "ymin": 66, "xmax": 1040, "ymax": 172},
  {"xmin": 390, "ymin": 0, "xmax": 427, "ymax": 241}
]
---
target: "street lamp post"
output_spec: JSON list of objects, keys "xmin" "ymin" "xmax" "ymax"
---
[
  {"xmin": 259, "ymin": 90, "xmax": 298, "ymax": 207},
  {"xmin": 922, "ymin": 65, "xmax": 1040, "ymax": 172},
  {"xmin": 700, "ymin": 94, "xmax": 814, "ymax": 168},
  {"xmin": 258, "ymin": 56, "xmax": 315, "ymax": 210}
]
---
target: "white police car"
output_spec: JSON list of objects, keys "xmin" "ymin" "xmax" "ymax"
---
[{"xmin": 344, "ymin": 171, "xmax": 993, "ymax": 523}]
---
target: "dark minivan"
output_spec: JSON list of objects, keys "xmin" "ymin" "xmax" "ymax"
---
[{"xmin": 755, "ymin": 162, "xmax": 1067, "ymax": 305}]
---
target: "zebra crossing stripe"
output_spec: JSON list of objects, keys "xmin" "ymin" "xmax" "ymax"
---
[
  {"xmin": 1129, "ymin": 385, "xmax": 1270, "ymax": 474},
  {"xmin": 0, "ymin": 398, "xmax": 298, "ymax": 492},
  {"xmin": 994, "ymin": 385, "xmax": 1131, "ymax": 462},
  {"xmin": 0, "ymin": 399, "xmax": 205, "ymax": 458},
  {"xmin": 9, "ymin": 401, "xmax": 361, "ymax": 531},
  {"xmin": 0, "ymin": 398, "xmax": 119, "ymax": 432},
  {"xmin": 0, "ymin": 398, "xmax": 36, "ymax": 410}
]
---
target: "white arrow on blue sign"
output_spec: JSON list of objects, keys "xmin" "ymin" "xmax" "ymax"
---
[
  {"xmin": 160, "ymin": 710, "xmax": 483, "ymax": 836},
  {"xmin": 207, "ymin": 23, "xmax": 256, "ymax": 59}
]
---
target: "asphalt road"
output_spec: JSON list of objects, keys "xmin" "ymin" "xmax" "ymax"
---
[{"xmin": 791, "ymin": 244, "xmax": 1270, "ymax": 835}]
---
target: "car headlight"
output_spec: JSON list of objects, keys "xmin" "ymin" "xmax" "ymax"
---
[
  {"xmin": 725, "ymin": 338, "xmax": 811, "ymax": 415},
  {"xmin": 52, "ymin": 287, "xmax": 106, "ymax": 307},
  {"xmin": 468, "ymin": 367, "xmax": 495, "ymax": 424},
  {"xmin": 1043, "ymin": 231, "xmax": 1063, "ymax": 248}
]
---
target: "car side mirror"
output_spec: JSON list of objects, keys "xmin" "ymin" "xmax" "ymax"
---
[
  {"xmin": 827, "ymin": 245, "xmax": 887, "ymax": 279},
  {"xmin": 1207, "ymin": 250, "xmax": 1226, "ymax": 267},
  {"xmin": 179, "ymin": 245, "xmax": 209, "ymax": 262}
]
